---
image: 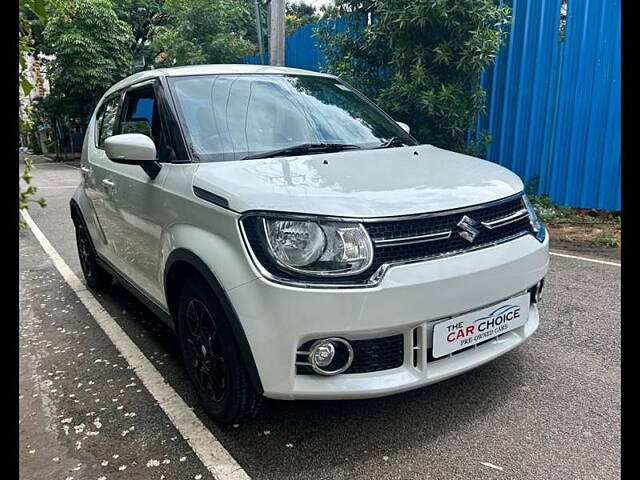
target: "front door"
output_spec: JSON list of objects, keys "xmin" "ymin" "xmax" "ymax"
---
[
  {"xmin": 83, "ymin": 93, "xmax": 123, "ymax": 261},
  {"xmin": 104, "ymin": 81, "xmax": 172, "ymax": 304}
]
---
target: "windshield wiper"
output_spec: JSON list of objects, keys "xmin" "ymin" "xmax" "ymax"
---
[
  {"xmin": 374, "ymin": 137, "xmax": 410, "ymax": 149},
  {"xmin": 242, "ymin": 143, "xmax": 360, "ymax": 160}
]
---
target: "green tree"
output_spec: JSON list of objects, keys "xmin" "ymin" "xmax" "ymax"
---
[
  {"xmin": 111, "ymin": 0, "xmax": 166, "ymax": 70},
  {"xmin": 42, "ymin": 0, "xmax": 133, "ymax": 122},
  {"xmin": 152, "ymin": 0, "xmax": 254, "ymax": 66},
  {"xmin": 285, "ymin": 1, "xmax": 319, "ymax": 35},
  {"xmin": 316, "ymin": 0, "xmax": 511, "ymax": 155}
]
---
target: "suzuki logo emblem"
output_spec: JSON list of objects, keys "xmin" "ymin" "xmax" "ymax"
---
[{"xmin": 457, "ymin": 215, "xmax": 480, "ymax": 243}]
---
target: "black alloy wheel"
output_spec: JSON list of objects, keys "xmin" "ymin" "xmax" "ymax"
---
[
  {"xmin": 177, "ymin": 278, "xmax": 263, "ymax": 424},
  {"xmin": 183, "ymin": 299, "xmax": 226, "ymax": 403},
  {"xmin": 75, "ymin": 222, "xmax": 110, "ymax": 289}
]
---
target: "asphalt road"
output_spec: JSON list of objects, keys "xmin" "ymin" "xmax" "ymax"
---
[{"xmin": 19, "ymin": 156, "xmax": 621, "ymax": 480}]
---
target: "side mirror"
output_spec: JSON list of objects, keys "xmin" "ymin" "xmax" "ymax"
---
[
  {"xmin": 105, "ymin": 133, "xmax": 161, "ymax": 178},
  {"xmin": 105, "ymin": 133, "xmax": 157, "ymax": 162},
  {"xmin": 396, "ymin": 121, "xmax": 410, "ymax": 134}
]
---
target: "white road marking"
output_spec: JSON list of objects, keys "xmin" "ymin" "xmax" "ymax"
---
[
  {"xmin": 20, "ymin": 210, "xmax": 251, "ymax": 480},
  {"xmin": 550, "ymin": 251, "xmax": 620, "ymax": 267}
]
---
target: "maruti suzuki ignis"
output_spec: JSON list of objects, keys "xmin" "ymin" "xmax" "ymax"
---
[{"xmin": 70, "ymin": 65, "xmax": 548, "ymax": 424}]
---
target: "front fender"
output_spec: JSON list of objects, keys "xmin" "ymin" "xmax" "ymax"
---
[
  {"xmin": 160, "ymin": 219, "xmax": 258, "ymax": 296},
  {"xmin": 161, "ymin": 232, "xmax": 263, "ymax": 394}
]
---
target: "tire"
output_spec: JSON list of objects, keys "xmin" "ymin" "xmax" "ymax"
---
[
  {"xmin": 75, "ymin": 222, "xmax": 111, "ymax": 289},
  {"xmin": 177, "ymin": 278, "xmax": 263, "ymax": 424}
]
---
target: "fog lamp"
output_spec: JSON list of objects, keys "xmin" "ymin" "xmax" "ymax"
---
[{"xmin": 308, "ymin": 338, "xmax": 354, "ymax": 375}]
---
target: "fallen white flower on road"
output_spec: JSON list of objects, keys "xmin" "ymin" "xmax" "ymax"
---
[{"xmin": 480, "ymin": 462, "xmax": 504, "ymax": 471}]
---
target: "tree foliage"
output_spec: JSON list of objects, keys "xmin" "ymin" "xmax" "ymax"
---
[
  {"xmin": 19, "ymin": 0, "xmax": 48, "ymax": 100},
  {"xmin": 111, "ymin": 0, "xmax": 166, "ymax": 70},
  {"xmin": 285, "ymin": 1, "xmax": 319, "ymax": 35},
  {"xmin": 19, "ymin": 0, "xmax": 50, "ymax": 227},
  {"xmin": 316, "ymin": 0, "xmax": 511, "ymax": 155},
  {"xmin": 19, "ymin": 158, "xmax": 48, "ymax": 228},
  {"xmin": 42, "ymin": 0, "xmax": 133, "ymax": 121},
  {"xmin": 151, "ymin": 0, "xmax": 254, "ymax": 66}
]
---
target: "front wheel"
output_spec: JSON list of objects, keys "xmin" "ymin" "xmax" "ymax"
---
[
  {"xmin": 75, "ymin": 222, "xmax": 111, "ymax": 289},
  {"xmin": 177, "ymin": 278, "xmax": 263, "ymax": 424}
]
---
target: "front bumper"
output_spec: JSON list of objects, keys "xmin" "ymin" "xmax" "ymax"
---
[{"xmin": 227, "ymin": 232, "xmax": 549, "ymax": 400}]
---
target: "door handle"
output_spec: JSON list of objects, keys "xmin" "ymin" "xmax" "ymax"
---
[
  {"xmin": 80, "ymin": 166, "xmax": 91, "ymax": 174},
  {"xmin": 102, "ymin": 179, "xmax": 115, "ymax": 188}
]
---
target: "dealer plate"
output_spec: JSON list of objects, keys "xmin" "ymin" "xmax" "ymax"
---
[{"xmin": 432, "ymin": 293, "xmax": 530, "ymax": 358}]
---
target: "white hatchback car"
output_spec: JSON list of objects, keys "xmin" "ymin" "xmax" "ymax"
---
[{"xmin": 71, "ymin": 64, "xmax": 548, "ymax": 424}]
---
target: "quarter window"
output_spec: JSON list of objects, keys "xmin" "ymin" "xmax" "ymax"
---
[{"xmin": 97, "ymin": 96, "xmax": 121, "ymax": 147}]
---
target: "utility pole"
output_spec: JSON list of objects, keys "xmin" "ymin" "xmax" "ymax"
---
[
  {"xmin": 254, "ymin": 0, "xmax": 265, "ymax": 65},
  {"xmin": 269, "ymin": 0, "xmax": 285, "ymax": 66}
]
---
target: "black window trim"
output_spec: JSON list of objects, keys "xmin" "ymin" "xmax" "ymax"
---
[{"xmin": 155, "ymin": 76, "xmax": 191, "ymax": 163}]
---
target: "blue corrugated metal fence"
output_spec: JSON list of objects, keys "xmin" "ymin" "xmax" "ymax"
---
[
  {"xmin": 240, "ymin": 0, "xmax": 620, "ymax": 210},
  {"xmin": 240, "ymin": 19, "xmax": 343, "ymax": 70},
  {"xmin": 477, "ymin": 0, "xmax": 620, "ymax": 210}
]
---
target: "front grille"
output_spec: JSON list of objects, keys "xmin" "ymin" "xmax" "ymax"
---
[
  {"xmin": 297, "ymin": 334, "xmax": 404, "ymax": 375},
  {"xmin": 360, "ymin": 195, "xmax": 532, "ymax": 281},
  {"xmin": 366, "ymin": 196, "xmax": 527, "ymax": 242},
  {"xmin": 242, "ymin": 194, "xmax": 533, "ymax": 285}
]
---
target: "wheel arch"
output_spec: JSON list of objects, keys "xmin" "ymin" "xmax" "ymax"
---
[
  {"xmin": 70, "ymin": 198, "xmax": 95, "ymax": 252},
  {"xmin": 70, "ymin": 198, "xmax": 83, "ymax": 227},
  {"xmin": 164, "ymin": 248, "xmax": 264, "ymax": 395}
]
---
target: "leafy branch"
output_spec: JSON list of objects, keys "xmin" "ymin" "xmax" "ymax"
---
[
  {"xmin": 19, "ymin": 158, "xmax": 47, "ymax": 228},
  {"xmin": 316, "ymin": 0, "xmax": 512, "ymax": 156},
  {"xmin": 19, "ymin": 0, "xmax": 49, "ymax": 227}
]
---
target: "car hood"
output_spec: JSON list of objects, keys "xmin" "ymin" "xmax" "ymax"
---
[{"xmin": 192, "ymin": 144, "xmax": 524, "ymax": 218}]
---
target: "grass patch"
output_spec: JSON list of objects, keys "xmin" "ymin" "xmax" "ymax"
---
[
  {"xmin": 594, "ymin": 231, "xmax": 620, "ymax": 248},
  {"xmin": 527, "ymin": 194, "xmax": 621, "ymax": 249},
  {"xmin": 528, "ymin": 194, "xmax": 620, "ymax": 226}
]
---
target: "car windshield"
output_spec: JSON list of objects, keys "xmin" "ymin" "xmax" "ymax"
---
[{"xmin": 168, "ymin": 74, "xmax": 417, "ymax": 162}]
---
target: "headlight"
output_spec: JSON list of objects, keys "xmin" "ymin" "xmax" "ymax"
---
[
  {"xmin": 244, "ymin": 216, "xmax": 374, "ymax": 278},
  {"xmin": 523, "ymin": 194, "xmax": 546, "ymax": 242},
  {"xmin": 264, "ymin": 219, "xmax": 326, "ymax": 267}
]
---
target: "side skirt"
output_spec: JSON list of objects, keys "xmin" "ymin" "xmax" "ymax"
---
[{"xmin": 96, "ymin": 256, "xmax": 176, "ymax": 331}]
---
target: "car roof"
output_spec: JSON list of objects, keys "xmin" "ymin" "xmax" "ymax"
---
[{"xmin": 103, "ymin": 64, "xmax": 336, "ymax": 98}]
